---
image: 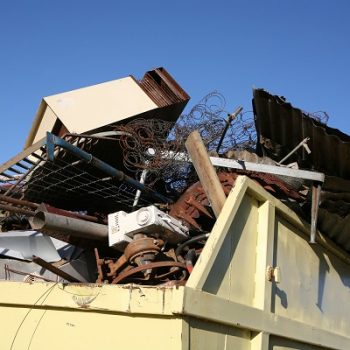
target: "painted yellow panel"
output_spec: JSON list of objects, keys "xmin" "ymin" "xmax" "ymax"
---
[
  {"xmin": 201, "ymin": 194, "xmax": 259, "ymax": 305},
  {"xmin": 0, "ymin": 307, "xmax": 183, "ymax": 350},
  {"xmin": 189, "ymin": 318, "xmax": 251, "ymax": 350},
  {"xmin": 269, "ymin": 336, "xmax": 332, "ymax": 350},
  {"xmin": 273, "ymin": 216, "xmax": 350, "ymax": 338}
]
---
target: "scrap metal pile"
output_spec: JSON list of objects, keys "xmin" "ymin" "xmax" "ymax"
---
[{"xmin": 1, "ymin": 67, "xmax": 346, "ymax": 285}]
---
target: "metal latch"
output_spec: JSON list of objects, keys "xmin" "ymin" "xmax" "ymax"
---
[{"xmin": 266, "ymin": 266, "xmax": 281, "ymax": 283}]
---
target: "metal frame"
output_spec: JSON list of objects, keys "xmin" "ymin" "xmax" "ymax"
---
[{"xmin": 46, "ymin": 132, "xmax": 171, "ymax": 204}]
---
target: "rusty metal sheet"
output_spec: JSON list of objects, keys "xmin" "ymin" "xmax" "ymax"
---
[{"xmin": 139, "ymin": 67, "xmax": 190, "ymax": 107}]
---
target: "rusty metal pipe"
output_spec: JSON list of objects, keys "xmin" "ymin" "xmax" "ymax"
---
[
  {"xmin": 0, "ymin": 194, "xmax": 39, "ymax": 209},
  {"xmin": 0, "ymin": 203, "xmax": 35, "ymax": 216},
  {"xmin": 30, "ymin": 211, "xmax": 108, "ymax": 241}
]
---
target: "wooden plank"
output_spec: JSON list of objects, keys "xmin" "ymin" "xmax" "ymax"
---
[{"xmin": 185, "ymin": 130, "xmax": 226, "ymax": 218}]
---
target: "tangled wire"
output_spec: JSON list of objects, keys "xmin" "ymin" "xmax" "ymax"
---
[{"xmin": 111, "ymin": 92, "xmax": 257, "ymax": 192}]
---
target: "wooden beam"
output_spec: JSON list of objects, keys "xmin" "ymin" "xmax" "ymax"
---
[{"xmin": 185, "ymin": 130, "xmax": 226, "ymax": 218}]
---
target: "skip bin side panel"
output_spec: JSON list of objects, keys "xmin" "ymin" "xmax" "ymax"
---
[
  {"xmin": 273, "ymin": 215, "xmax": 350, "ymax": 338},
  {"xmin": 188, "ymin": 317, "xmax": 251, "ymax": 350},
  {"xmin": 0, "ymin": 306, "xmax": 184, "ymax": 350},
  {"xmin": 269, "ymin": 335, "xmax": 332, "ymax": 350}
]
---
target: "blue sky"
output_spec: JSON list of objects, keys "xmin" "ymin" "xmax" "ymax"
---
[{"xmin": 1, "ymin": 1, "xmax": 349, "ymax": 163}]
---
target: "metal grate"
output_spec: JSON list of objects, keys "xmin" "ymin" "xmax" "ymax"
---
[
  {"xmin": 21, "ymin": 156, "xmax": 154, "ymax": 213},
  {"xmin": 0, "ymin": 134, "xmax": 165, "ymax": 217}
]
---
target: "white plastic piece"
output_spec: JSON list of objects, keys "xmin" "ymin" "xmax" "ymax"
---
[
  {"xmin": 108, "ymin": 205, "xmax": 189, "ymax": 249},
  {"xmin": 274, "ymin": 266, "xmax": 281, "ymax": 284},
  {"xmin": 108, "ymin": 212, "xmax": 132, "ymax": 252}
]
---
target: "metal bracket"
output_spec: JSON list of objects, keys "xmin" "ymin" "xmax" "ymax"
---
[
  {"xmin": 310, "ymin": 182, "xmax": 322, "ymax": 244},
  {"xmin": 278, "ymin": 137, "xmax": 311, "ymax": 165}
]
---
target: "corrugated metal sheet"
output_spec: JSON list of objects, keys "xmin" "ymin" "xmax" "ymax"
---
[
  {"xmin": 139, "ymin": 67, "xmax": 190, "ymax": 107},
  {"xmin": 253, "ymin": 89, "xmax": 350, "ymax": 178},
  {"xmin": 253, "ymin": 89, "xmax": 350, "ymax": 252}
]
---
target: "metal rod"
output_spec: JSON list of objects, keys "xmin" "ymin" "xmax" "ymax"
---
[
  {"xmin": 0, "ymin": 194, "xmax": 39, "ymax": 209},
  {"xmin": 4, "ymin": 266, "xmax": 56, "ymax": 282},
  {"xmin": 209, "ymin": 156, "xmax": 325, "ymax": 182},
  {"xmin": 46, "ymin": 132, "xmax": 171, "ymax": 204},
  {"xmin": 30, "ymin": 211, "xmax": 108, "ymax": 241},
  {"xmin": 159, "ymin": 152, "xmax": 325, "ymax": 183},
  {"xmin": 32, "ymin": 255, "xmax": 82, "ymax": 283},
  {"xmin": 39, "ymin": 203, "xmax": 103, "ymax": 224},
  {"xmin": 278, "ymin": 137, "xmax": 311, "ymax": 165},
  {"xmin": 0, "ymin": 203, "xmax": 35, "ymax": 217},
  {"xmin": 216, "ymin": 106, "xmax": 243, "ymax": 154},
  {"xmin": 133, "ymin": 169, "xmax": 148, "ymax": 208}
]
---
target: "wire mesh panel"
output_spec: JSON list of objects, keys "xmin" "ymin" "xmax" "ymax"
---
[
  {"xmin": 21, "ymin": 155, "xmax": 154, "ymax": 213},
  {"xmin": 0, "ymin": 135, "xmax": 157, "ymax": 217}
]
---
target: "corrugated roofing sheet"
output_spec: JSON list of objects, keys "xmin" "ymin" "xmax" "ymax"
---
[
  {"xmin": 253, "ymin": 89, "xmax": 350, "ymax": 252},
  {"xmin": 253, "ymin": 89, "xmax": 350, "ymax": 178},
  {"xmin": 139, "ymin": 67, "xmax": 190, "ymax": 107}
]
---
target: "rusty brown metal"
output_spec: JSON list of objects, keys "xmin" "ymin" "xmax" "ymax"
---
[
  {"xmin": 139, "ymin": 67, "xmax": 190, "ymax": 108},
  {"xmin": 0, "ymin": 194, "xmax": 39, "ymax": 209},
  {"xmin": 124, "ymin": 237, "xmax": 163, "ymax": 265},
  {"xmin": 170, "ymin": 170, "xmax": 303, "ymax": 230},
  {"xmin": 111, "ymin": 261, "xmax": 188, "ymax": 284},
  {"xmin": 38, "ymin": 203, "xmax": 104, "ymax": 224},
  {"xmin": 0, "ymin": 203, "xmax": 35, "ymax": 217}
]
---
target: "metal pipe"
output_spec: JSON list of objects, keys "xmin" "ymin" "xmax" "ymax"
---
[
  {"xmin": 39, "ymin": 203, "xmax": 103, "ymax": 223},
  {"xmin": 46, "ymin": 132, "xmax": 171, "ymax": 204},
  {"xmin": 0, "ymin": 203, "xmax": 34, "ymax": 217},
  {"xmin": 4, "ymin": 265, "xmax": 56, "ymax": 283},
  {"xmin": 30, "ymin": 211, "xmax": 108, "ymax": 241},
  {"xmin": 0, "ymin": 194, "xmax": 39, "ymax": 209},
  {"xmin": 215, "ymin": 106, "xmax": 243, "ymax": 154},
  {"xmin": 175, "ymin": 233, "xmax": 210, "ymax": 256}
]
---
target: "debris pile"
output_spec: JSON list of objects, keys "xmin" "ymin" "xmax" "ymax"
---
[{"xmin": 1, "ymin": 67, "xmax": 347, "ymax": 285}]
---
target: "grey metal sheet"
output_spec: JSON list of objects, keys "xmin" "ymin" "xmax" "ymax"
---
[{"xmin": 0, "ymin": 230, "xmax": 61, "ymax": 262}]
